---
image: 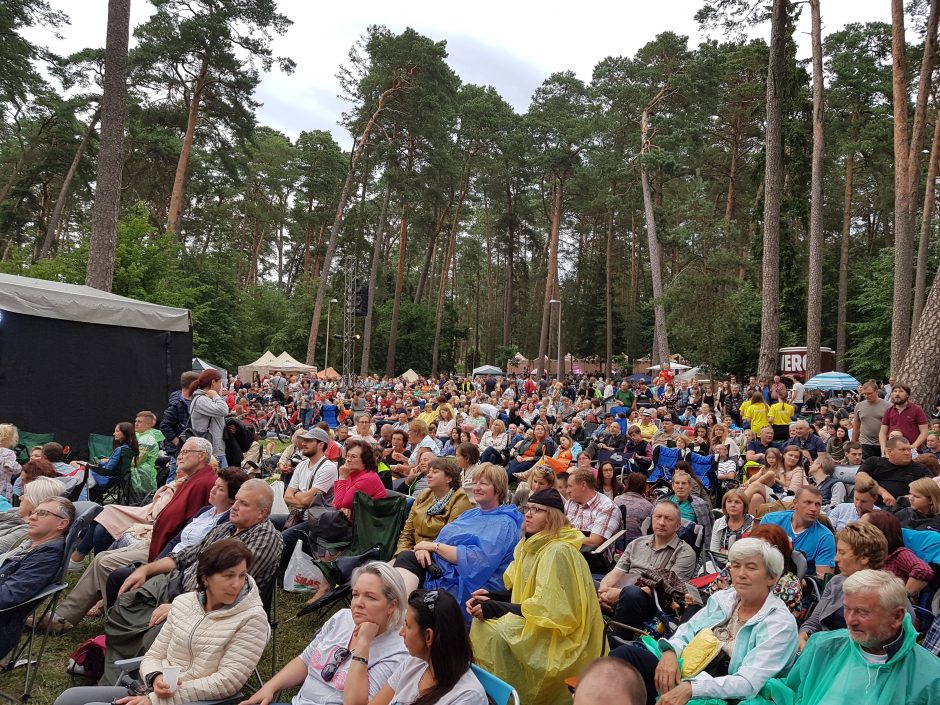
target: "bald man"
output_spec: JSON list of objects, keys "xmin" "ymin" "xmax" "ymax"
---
[{"xmin": 574, "ymin": 658, "xmax": 646, "ymax": 705}]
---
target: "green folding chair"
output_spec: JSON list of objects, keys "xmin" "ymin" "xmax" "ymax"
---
[
  {"xmin": 297, "ymin": 492, "xmax": 408, "ymax": 623},
  {"xmin": 13, "ymin": 432, "xmax": 54, "ymax": 464}
]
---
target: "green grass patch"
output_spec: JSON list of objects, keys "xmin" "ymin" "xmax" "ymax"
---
[{"xmin": 0, "ymin": 573, "xmax": 338, "ymax": 705}]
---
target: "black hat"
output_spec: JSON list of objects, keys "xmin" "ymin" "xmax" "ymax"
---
[{"xmin": 527, "ymin": 487, "xmax": 566, "ymax": 513}]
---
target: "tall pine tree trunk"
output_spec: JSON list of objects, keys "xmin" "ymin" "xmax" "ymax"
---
[
  {"xmin": 913, "ymin": 109, "xmax": 940, "ymax": 330},
  {"xmin": 757, "ymin": 0, "xmax": 786, "ymax": 380},
  {"xmin": 805, "ymin": 0, "xmax": 825, "ymax": 378},
  {"xmin": 385, "ymin": 136, "xmax": 415, "ymax": 377},
  {"xmin": 431, "ymin": 168, "xmax": 470, "ymax": 376},
  {"xmin": 890, "ymin": 0, "xmax": 938, "ymax": 370},
  {"xmin": 605, "ymin": 201, "xmax": 614, "ymax": 378},
  {"xmin": 502, "ymin": 182, "xmax": 514, "ymax": 347},
  {"xmin": 641, "ymin": 108, "xmax": 670, "ymax": 364},
  {"xmin": 896, "ymin": 262, "xmax": 940, "ymax": 409},
  {"xmin": 360, "ymin": 184, "xmax": 389, "ymax": 376},
  {"xmin": 305, "ymin": 78, "xmax": 405, "ymax": 366},
  {"xmin": 536, "ymin": 177, "xmax": 563, "ymax": 373},
  {"xmin": 166, "ymin": 59, "xmax": 208, "ymax": 238},
  {"xmin": 41, "ymin": 108, "xmax": 101, "ymax": 259},
  {"xmin": 836, "ymin": 152, "xmax": 854, "ymax": 372},
  {"xmin": 85, "ymin": 0, "xmax": 130, "ymax": 292}
]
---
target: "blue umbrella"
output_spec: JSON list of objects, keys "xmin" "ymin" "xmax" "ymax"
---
[
  {"xmin": 803, "ymin": 371, "xmax": 861, "ymax": 391},
  {"xmin": 626, "ymin": 373, "xmax": 652, "ymax": 383}
]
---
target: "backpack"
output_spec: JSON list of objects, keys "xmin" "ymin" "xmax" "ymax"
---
[{"xmin": 67, "ymin": 635, "xmax": 106, "ymax": 684}]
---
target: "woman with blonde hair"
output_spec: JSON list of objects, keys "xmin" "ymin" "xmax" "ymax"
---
[
  {"xmin": 395, "ymin": 463, "xmax": 522, "ymax": 622},
  {"xmin": 0, "ymin": 425, "xmax": 20, "ymax": 505},
  {"xmin": 468, "ymin": 487, "xmax": 604, "ymax": 704},
  {"xmin": 892, "ymin": 476, "xmax": 940, "ymax": 531},
  {"xmin": 478, "ymin": 419, "xmax": 508, "ymax": 465}
]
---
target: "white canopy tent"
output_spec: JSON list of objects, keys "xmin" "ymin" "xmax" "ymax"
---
[
  {"xmin": 647, "ymin": 362, "xmax": 692, "ymax": 372},
  {"xmin": 237, "ymin": 350, "xmax": 316, "ymax": 380}
]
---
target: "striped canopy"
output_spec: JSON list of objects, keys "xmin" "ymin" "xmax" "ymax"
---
[{"xmin": 803, "ymin": 371, "xmax": 861, "ymax": 391}]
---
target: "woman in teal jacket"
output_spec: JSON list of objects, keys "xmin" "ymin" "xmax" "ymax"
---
[{"xmin": 612, "ymin": 537, "xmax": 798, "ymax": 705}]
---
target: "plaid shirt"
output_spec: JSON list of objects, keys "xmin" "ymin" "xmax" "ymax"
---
[
  {"xmin": 924, "ymin": 615, "xmax": 940, "ymax": 656},
  {"xmin": 565, "ymin": 492, "xmax": 621, "ymax": 540},
  {"xmin": 175, "ymin": 519, "xmax": 283, "ymax": 594}
]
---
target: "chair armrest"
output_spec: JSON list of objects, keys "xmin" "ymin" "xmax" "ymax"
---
[
  {"xmin": 0, "ymin": 582, "xmax": 67, "ymax": 614},
  {"xmin": 113, "ymin": 657, "xmax": 144, "ymax": 670},
  {"xmin": 593, "ymin": 530, "xmax": 626, "ymax": 555}
]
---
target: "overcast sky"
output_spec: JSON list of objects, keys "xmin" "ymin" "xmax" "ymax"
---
[{"xmin": 33, "ymin": 1, "xmax": 890, "ymax": 147}]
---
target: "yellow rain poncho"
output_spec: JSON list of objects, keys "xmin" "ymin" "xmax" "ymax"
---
[{"xmin": 470, "ymin": 525, "xmax": 606, "ymax": 705}]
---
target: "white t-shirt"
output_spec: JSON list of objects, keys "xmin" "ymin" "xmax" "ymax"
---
[
  {"xmin": 296, "ymin": 610, "xmax": 407, "ymax": 705},
  {"xmin": 388, "ymin": 657, "xmax": 487, "ymax": 705},
  {"xmin": 791, "ymin": 381, "xmax": 805, "ymax": 404},
  {"xmin": 289, "ymin": 456, "xmax": 338, "ymax": 496}
]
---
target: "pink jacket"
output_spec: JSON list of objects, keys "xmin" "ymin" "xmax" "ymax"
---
[{"xmin": 333, "ymin": 469, "xmax": 386, "ymax": 510}]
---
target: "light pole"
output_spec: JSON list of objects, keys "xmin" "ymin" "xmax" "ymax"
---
[
  {"xmin": 325, "ymin": 298, "xmax": 338, "ymax": 370},
  {"xmin": 549, "ymin": 299, "xmax": 562, "ymax": 380}
]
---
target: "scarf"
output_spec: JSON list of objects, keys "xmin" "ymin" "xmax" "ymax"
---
[{"xmin": 427, "ymin": 489, "xmax": 455, "ymax": 517}]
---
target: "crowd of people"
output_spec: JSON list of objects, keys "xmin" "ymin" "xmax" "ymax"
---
[{"xmin": 3, "ymin": 364, "xmax": 940, "ymax": 705}]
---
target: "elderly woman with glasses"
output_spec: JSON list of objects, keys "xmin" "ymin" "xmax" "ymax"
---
[
  {"xmin": 612, "ymin": 538, "xmax": 799, "ymax": 705},
  {"xmin": 467, "ymin": 487, "xmax": 605, "ymax": 705},
  {"xmin": 242, "ymin": 563, "xmax": 408, "ymax": 705}
]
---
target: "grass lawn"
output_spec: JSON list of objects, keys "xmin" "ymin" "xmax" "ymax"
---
[
  {"xmin": 0, "ymin": 449, "xmax": 338, "ymax": 705},
  {"xmin": 0, "ymin": 574, "xmax": 338, "ymax": 705}
]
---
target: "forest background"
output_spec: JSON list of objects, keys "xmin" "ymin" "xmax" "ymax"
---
[{"xmin": 3, "ymin": 0, "xmax": 940, "ymax": 399}]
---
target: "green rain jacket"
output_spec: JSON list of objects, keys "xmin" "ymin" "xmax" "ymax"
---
[{"xmin": 781, "ymin": 615, "xmax": 940, "ymax": 705}]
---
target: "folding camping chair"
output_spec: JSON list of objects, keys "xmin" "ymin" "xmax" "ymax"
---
[
  {"xmin": 12, "ymin": 433, "xmax": 54, "ymax": 465},
  {"xmin": 0, "ymin": 502, "xmax": 101, "ymax": 703},
  {"xmin": 89, "ymin": 446, "xmax": 136, "ymax": 505},
  {"xmin": 294, "ymin": 492, "xmax": 408, "ymax": 623}
]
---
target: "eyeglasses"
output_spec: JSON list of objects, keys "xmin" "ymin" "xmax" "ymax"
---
[
  {"xmin": 178, "ymin": 449, "xmax": 202, "ymax": 455},
  {"xmin": 29, "ymin": 508, "xmax": 66, "ymax": 520},
  {"xmin": 320, "ymin": 647, "xmax": 351, "ymax": 682},
  {"xmin": 422, "ymin": 590, "xmax": 439, "ymax": 613},
  {"xmin": 524, "ymin": 505, "xmax": 549, "ymax": 515}
]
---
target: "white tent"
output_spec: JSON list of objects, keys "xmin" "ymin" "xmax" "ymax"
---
[
  {"xmin": 472, "ymin": 364, "xmax": 504, "ymax": 376},
  {"xmin": 648, "ymin": 362, "xmax": 692, "ymax": 372},
  {"xmin": 270, "ymin": 351, "xmax": 317, "ymax": 372},
  {"xmin": 401, "ymin": 369, "xmax": 419, "ymax": 383},
  {"xmin": 236, "ymin": 350, "xmax": 317, "ymax": 380}
]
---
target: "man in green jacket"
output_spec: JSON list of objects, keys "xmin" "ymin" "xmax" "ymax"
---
[
  {"xmin": 784, "ymin": 569, "xmax": 939, "ymax": 705},
  {"xmin": 134, "ymin": 411, "xmax": 164, "ymax": 496}
]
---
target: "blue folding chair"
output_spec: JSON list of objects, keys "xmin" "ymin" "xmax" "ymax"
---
[{"xmin": 470, "ymin": 664, "xmax": 520, "ymax": 705}]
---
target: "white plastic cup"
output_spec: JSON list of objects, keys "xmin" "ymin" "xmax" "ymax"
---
[{"xmin": 162, "ymin": 666, "xmax": 181, "ymax": 693}]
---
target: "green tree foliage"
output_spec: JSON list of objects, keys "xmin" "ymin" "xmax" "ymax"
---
[{"xmin": 0, "ymin": 5, "xmax": 929, "ymax": 380}]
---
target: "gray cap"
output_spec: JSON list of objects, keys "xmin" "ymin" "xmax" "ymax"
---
[{"xmin": 296, "ymin": 427, "xmax": 331, "ymax": 443}]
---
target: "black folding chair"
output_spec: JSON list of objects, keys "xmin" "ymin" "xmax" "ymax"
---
[{"xmin": 0, "ymin": 502, "xmax": 102, "ymax": 702}]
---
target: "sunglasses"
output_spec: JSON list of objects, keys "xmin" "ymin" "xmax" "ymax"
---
[
  {"xmin": 422, "ymin": 589, "xmax": 439, "ymax": 613},
  {"xmin": 321, "ymin": 647, "xmax": 351, "ymax": 682}
]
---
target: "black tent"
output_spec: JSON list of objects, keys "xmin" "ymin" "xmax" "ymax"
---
[{"xmin": 0, "ymin": 273, "xmax": 192, "ymax": 459}]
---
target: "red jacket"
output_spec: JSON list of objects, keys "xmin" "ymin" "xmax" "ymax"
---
[{"xmin": 147, "ymin": 465, "xmax": 216, "ymax": 561}]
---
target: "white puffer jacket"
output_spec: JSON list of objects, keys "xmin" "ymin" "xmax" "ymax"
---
[{"xmin": 139, "ymin": 576, "xmax": 269, "ymax": 705}]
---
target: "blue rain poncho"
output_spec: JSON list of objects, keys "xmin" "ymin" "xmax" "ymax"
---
[{"xmin": 424, "ymin": 504, "xmax": 523, "ymax": 623}]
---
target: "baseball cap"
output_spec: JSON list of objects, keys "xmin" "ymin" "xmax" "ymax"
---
[
  {"xmin": 296, "ymin": 428, "xmax": 330, "ymax": 443},
  {"xmin": 641, "ymin": 409, "xmax": 652, "ymax": 416}
]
